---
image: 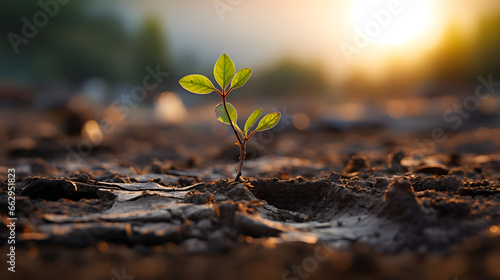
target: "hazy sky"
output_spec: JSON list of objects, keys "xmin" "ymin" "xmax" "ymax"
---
[{"xmin": 103, "ymin": 0, "xmax": 499, "ymax": 81}]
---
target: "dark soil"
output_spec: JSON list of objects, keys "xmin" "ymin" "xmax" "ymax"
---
[{"xmin": 1, "ymin": 119, "xmax": 500, "ymax": 279}]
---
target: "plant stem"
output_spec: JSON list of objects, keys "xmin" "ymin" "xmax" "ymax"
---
[
  {"xmin": 235, "ymin": 140, "xmax": 246, "ymax": 182},
  {"xmin": 222, "ymin": 96, "xmax": 242, "ymax": 145},
  {"xmin": 221, "ymin": 94, "xmax": 246, "ymax": 181}
]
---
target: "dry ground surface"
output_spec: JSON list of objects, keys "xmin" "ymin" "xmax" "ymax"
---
[{"xmin": 1, "ymin": 111, "xmax": 500, "ymax": 280}]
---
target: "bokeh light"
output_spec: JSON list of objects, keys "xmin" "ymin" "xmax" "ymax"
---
[
  {"xmin": 292, "ymin": 113, "xmax": 310, "ymax": 130},
  {"xmin": 155, "ymin": 92, "xmax": 187, "ymax": 125},
  {"xmin": 385, "ymin": 100, "xmax": 406, "ymax": 119},
  {"xmin": 82, "ymin": 120, "xmax": 103, "ymax": 145}
]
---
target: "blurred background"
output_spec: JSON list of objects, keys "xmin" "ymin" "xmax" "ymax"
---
[{"xmin": 1, "ymin": 0, "xmax": 500, "ymax": 171}]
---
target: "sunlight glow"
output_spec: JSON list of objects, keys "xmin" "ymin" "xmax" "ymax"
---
[
  {"xmin": 155, "ymin": 92, "xmax": 187, "ymax": 125},
  {"xmin": 352, "ymin": 0, "xmax": 433, "ymax": 46}
]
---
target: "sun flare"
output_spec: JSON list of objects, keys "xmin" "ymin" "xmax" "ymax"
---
[{"xmin": 351, "ymin": 0, "xmax": 433, "ymax": 46}]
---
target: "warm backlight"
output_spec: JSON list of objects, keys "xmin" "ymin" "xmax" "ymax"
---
[{"xmin": 351, "ymin": 0, "xmax": 433, "ymax": 45}]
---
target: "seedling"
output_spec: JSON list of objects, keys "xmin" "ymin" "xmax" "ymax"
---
[{"xmin": 179, "ymin": 53, "xmax": 280, "ymax": 182}]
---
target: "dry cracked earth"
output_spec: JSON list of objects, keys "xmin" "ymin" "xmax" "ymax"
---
[{"xmin": 1, "ymin": 124, "xmax": 500, "ymax": 280}]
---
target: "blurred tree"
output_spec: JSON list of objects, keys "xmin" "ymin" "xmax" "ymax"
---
[
  {"xmin": 1, "ymin": 1, "xmax": 172, "ymax": 85},
  {"xmin": 135, "ymin": 16, "xmax": 171, "ymax": 75},
  {"xmin": 470, "ymin": 14, "xmax": 500, "ymax": 81},
  {"xmin": 133, "ymin": 15, "xmax": 174, "ymax": 101},
  {"xmin": 251, "ymin": 58, "xmax": 328, "ymax": 97},
  {"xmin": 426, "ymin": 23, "xmax": 475, "ymax": 84},
  {"xmin": 0, "ymin": 2, "xmax": 53, "ymax": 48},
  {"xmin": 44, "ymin": 16, "xmax": 134, "ymax": 82}
]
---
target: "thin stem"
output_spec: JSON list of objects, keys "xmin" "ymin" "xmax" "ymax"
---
[
  {"xmin": 221, "ymin": 87, "xmax": 246, "ymax": 181},
  {"xmin": 235, "ymin": 140, "xmax": 246, "ymax": 182},
  {"xmin": 222, "ymin": 95, "xmax": 242, "ymax": 145},
  {"xmin": 214, "ymin": 88, "xmax": 223, "ymax": 98},
  {"xmin": 247, "ymin": 130, "xmax": 257, "ymax": 140}
]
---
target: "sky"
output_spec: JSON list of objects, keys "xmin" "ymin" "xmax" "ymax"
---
[{"xmin": 99, "ymin": 0, "xmax": 499, "ymax": 84}]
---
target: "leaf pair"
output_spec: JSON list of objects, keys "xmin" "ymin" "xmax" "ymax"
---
[
  {"xmin": 215, "ymin": 103, "xmax": 281, "ymax": 135},
  {"xmin": 179, "ymin": 53, "xmax": 252, "ymax": 95},
  {"xmin": 178, "ymin": 53, "xmax": 281, "ymax": 181}
]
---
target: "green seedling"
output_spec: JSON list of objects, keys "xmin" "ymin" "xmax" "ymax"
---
[{"xmin": 179, "ymin": 53, "xmax": 280, "ymax": 182}]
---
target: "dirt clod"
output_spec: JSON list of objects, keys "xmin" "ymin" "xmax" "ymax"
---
[
  {"xmin": 378, "ymin": 179, "xmax": 422, "ymax": 221},
  {"xmin": 343, "ymin": 154, "xmax": 371, "ymax": 175}
]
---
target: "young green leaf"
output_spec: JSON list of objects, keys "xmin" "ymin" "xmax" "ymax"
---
[
  {"xmin": 214, "ymin": 53, "xmax": 235, "ymax": 90},
  {"xmin": 215, "ymin": 102, "xmax": 238, "ymax": 125},
  {"xmin": 230, "ymin": 68, "xmax": 252, "ymax": 90},
  {"xmin": 255, "ymin": 112, "xmax": 280, "ymax": 132},
  {"xmin": 215, "ymin": 102, "xmax": 242, "ymax": 133},
  {"xmin": 179, "ymin": 74, "xmax": 215, "ymax": 94},
  {"xmin": 244, "ymin": 108, "xmax": 262, "ymax": 132}
]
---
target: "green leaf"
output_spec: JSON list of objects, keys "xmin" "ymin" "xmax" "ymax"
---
[
  {"xmin": 179, "ymin": 74, "xmax": 215, "ymax": 94},
  {"xmin": 215, "ymin": 102, "xmax": 238, "ymax": 126},
  {"xmin": 230, "ymin": 68, "xmax": 252, "ymax": 90},
  {"xmin": 255, "ymin": 112, "xmax": 280, "ymax": 132},
  {"xmin": 244, "ymin": 108, "xmax": 262, "ymax": 132},
  {"xmin": 213, "ymin": 53, "xmax": 235, "ymax": 90}
]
